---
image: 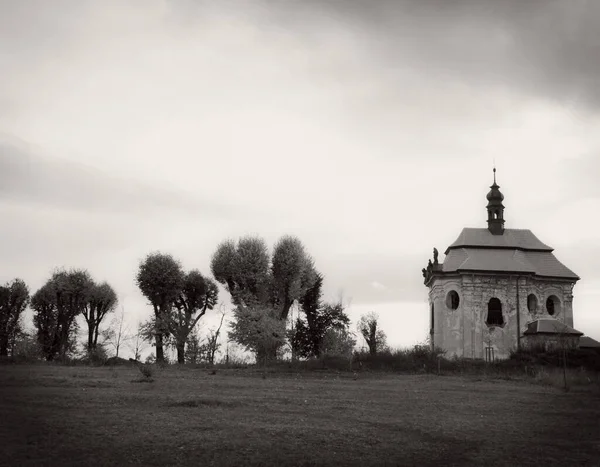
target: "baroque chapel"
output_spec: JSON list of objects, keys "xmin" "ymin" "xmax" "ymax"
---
[{"xmin": 423, "ymin": 169, "xmax": 580, "ymax": 360}]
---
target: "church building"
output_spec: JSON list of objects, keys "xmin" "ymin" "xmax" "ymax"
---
[{"xmin": 423, "ymin": 169, "xmax": 581, "ymax": 360}]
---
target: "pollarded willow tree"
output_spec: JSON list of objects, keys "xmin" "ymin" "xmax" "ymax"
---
[
  {"xmin": 81, "ymin": 282, "xmax": 118, "ymax": 351},
  {"xmin": 211, "ymin": 235, "xmax": 318, "ymax": 362},
  {"xmin": 358, "ymin": 312, "xmax": 387, "ymax": 355},
  {"xmin": 136, "ymin": 252, "xmax": 219, "ymax": 364},
  {"xmin": 170, "ymin": 270, "xmax": 219, "ymax": 363},
  {"xmin": 136, "ymin": 253, "xmax": 185, "ymax": 364},
  {"xmin": 31, "ymin": 281, "xmax": 60, "ymax": 360},
  {"xmin": 32, "ymin": 269, "xmax": 104, "ymax": 360},
  {"xmin": 0, "ymin": 278, "xmax": 30, "ymax": 357}
]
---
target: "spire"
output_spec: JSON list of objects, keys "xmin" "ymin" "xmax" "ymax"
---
[{"xmin": 486, "ymin": 167, "xmax": 505, "ymax": 235}]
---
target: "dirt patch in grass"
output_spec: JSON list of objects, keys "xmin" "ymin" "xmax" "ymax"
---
[
  {"xmin": 79, "ymin": 380, "xmax": 115, "ymax": 388},
  {"xmin": 167, "ymin": 398, "xmax": 240, "ymax": 408},
  {"xmin": 130, "ymin": 378, "xmax": 155, "ymax": 384}
]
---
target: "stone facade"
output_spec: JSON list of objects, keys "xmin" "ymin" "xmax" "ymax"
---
[{"xmin": 428, "ymin": 273, "xmax": 576, "ymax": 360}]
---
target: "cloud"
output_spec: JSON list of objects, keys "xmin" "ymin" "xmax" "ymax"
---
[
  {"xmin": 0, "ymin": 136, "xmax": 268, "ymax": 299},
  {"xmin": 371, "ymin": 281, "xmax": 387, "ymax": 290},
  {"xmin": 288, "ymin": 0, "xmax": 600, "ymax": 113},
  {"xmin": 3, "ymin": 1, "xmax": 600, "ymax": 130},
  {"xmin": 0, "ymin": 137, "xmax": 253, "ymax": 219}
]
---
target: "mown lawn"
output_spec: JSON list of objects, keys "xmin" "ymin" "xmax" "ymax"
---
[{"xmin": 1, "ymin": 364, "xmax": 599, "ymax": 466}]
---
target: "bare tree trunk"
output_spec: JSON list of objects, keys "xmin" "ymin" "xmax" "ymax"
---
[
  {"xmin": 8, "ymin": 332, "xmax": 18, "ymax": 358},
  {"xmin": 257, "ymin": 345, "xmax": 277, "ymax": 365},
  {"xmin": 256, "ymin": 347, "xmax": 267, "ymax": 366},
  {"xmin": 93, "ymin": 325, "xmax": 100, "ymax": 348},
  {"xmin": 58, "ymin": 321, "xmax": 71, "ymax": 360},
  {"xmin": 155, "ymin": 333, "xmax": 165, "ymax": 363},
  {"xmin": 87, "ymin": 325, "xmax": 94, "ymax": 351},
  {"xmin": 280, "ymin": 296, "xmax": 293, "ymax": 321},
  {"xmin": 0, "ymin": 336, "xmax": 8, "ymax": 357},
  {"xmin": 133, "ymin": 330, "xmax": 142, "ymax": 361},
  {"xmin": 176, "ymin": 342, "xmax": 185, "ymax": 364},
  {"xmin": 209, "ymin": 311, "xmax": 225, "ymax": 366},
  {"xmin": 266, "ymin": 346, "xmax": 277, "ymax": 361},
  {"xmin": 50, "ymin": 326, "xmax": 62, "ymax": 361}
]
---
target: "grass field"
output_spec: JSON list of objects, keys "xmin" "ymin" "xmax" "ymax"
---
[{"xmin": 1, "ymin": 365, "xmax": 599, "ymax": 466}]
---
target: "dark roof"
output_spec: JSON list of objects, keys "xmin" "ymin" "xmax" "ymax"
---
[
  {"xmin": 523, "ymin": 319, "xmax": 583, "ymax": 336},
  {"xmin": 438, "ymin": 227, "xmax": 579, "ymax": 280},
  {"xmin": 579, "ymin": 336, "xmax": 600, "ymax": 348},
  {"xmin": 445, "ymin": 228, "xmax": 553, "ymax": 253},
  {"xmin": 441, "ymin": 248, "xmax": 580, "ymax": 280}
]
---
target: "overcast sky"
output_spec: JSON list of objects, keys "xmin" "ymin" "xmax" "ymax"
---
[{"xmin": 1, "ymin": 0, "xmax": 599, "ymax": 358}]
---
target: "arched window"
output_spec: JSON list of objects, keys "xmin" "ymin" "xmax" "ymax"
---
[
  {"xmin": 446, "ymin": 290, "xmax": 460, "ymax": 310},
  {"xmin": 486, "ymin": 298, "xmax": 504, "ymax": 326},
  {"xmin": 546, "ymin": 295, "xmax": 561, "ymax": 316},
  {"xmin": 527, "ymin": 294, "xmax": 538, "ymax": 313}
]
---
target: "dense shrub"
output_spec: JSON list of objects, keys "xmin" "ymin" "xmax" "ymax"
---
[
  {"xmin": 85, "ymin": 346, "xmax": 109, "ymax": 365},
  {"xmin": 140, "ymin": 364, "xmax": 154, "ymax": 378},
  {"xmin": 145, "ymin": 353, "xmax": 156, "ymax": 364},
  {"xmin": 301, "ymin": 355, "xmax": 353, "ymax": 371},
  {"xmin": 352, "ymin": 345, "xmax": 447, "ymax": 373},
  {"xmin": 10, "ymin": 334, "xmax": 42, "ymax": 363},
  {"xmin": 260, "ymin": 355, "xmax": 353, "ymax": 372},
  {"xmin": 509, "ymin": 347, "xmax": 600, "ymax": 372}
]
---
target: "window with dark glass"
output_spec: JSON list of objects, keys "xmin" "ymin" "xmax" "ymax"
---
[
  {"xmin": 446, "ymin": 291, "xmax": 459, "ymax": 310},
  {"xmin": 527, "ymin": 294, "xmax": 538, "ymax": 313},
  {"xmin": 487, "ymin": 298, "xmax": 503, "ymax": 326}
]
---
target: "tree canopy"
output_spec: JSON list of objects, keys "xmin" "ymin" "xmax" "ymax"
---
[
  {"xmin": 291, "ymin": 301, "xmax": 351, "ymax": 359},
  {"xmin": 228, "ymin": 304, "xmax": 287, "ymax": 363},
  {"xmin": 136, "ymin": 252, "xmax": 185, "ymax": 363},
  {"xmin": 81, "ymin": 281, "xmax": 117, "ymax": 351},
  {"xmin": 136, "ymin": 253, "xmax": 219, "ymax": 363},
  {"xmin": 0, "ymin": 278, "xmax": 30, "ymax": 357},
  {"xmin": 170, "ymin": 270, "xmax": 219, "ymax": 363},
  {"xmin": 358, "ymin": 312, "xmax": 387, "ymax": 355},
  {"xmin": 32, "ymin": 269, "xmax": 96, "ymax": 360},
  {"xmin": 211, "ymin": 235, "xmax": 318, "ymax": 361}
]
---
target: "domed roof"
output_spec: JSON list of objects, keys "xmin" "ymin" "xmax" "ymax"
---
[
  {"xmin": 486, "ymin": 168, "xmax": 504, "ymax": 205},
  {"xmin": 486, "ymin": 183, "xmax": 504, "ymax": 202}
]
